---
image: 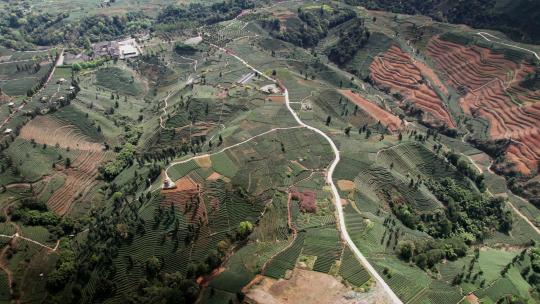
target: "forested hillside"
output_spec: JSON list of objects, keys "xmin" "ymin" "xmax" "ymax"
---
[{"xmin": 344, "ymin": 0, "xmax": 540, "ymax": 43}]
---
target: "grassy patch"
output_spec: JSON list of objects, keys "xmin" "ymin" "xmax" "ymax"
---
[
  {"xmin": 211, "ymin": 152, "xmax": 239, "ymax": 178},
  {"xmin": 95, "ymin": 67, "xmax": 143, "ymax": 96}
]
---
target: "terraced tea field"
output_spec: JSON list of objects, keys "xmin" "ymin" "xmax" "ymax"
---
[{"xmin": 0, "ymin": 1, "xmax": 539, "ymax": 303}]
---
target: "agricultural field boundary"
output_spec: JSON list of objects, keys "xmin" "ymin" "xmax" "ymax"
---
[
  {"xmin": 0, "ymin": 233, "xmax": 58, "ymax": 251},
  {"xmin": 163, "ymin": 126, "xmax": 305, "ymax": 182},
  {"xmin": 0, "ymin": 49, "xmax": 64, "ymax": 129}
]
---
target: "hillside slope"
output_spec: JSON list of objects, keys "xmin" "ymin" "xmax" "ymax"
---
[{"xmin": 344, "ymin": 0, "xmax": 540, "ymax": 43}]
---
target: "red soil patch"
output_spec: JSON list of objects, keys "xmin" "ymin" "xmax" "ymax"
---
[
  {"xmin": 162, "ymin": 176, "xmax": 199, "ymax": 193},
  {"xmin": 206, "ymin": 172, "xmax": 223, "ymax": 181},
  {"xmin": 427, "ymin": 36, "xmax": 521, "ymax": 92},
  {"xmin": 161, "ymin": 177, "xmax": 207, "ymax": 224},
  {"xmin": 48, "ymin": 151, "xmax": 113, "ymax": 215},
  {"xmin": 427, "ymin": 36, "xmax": 540, "ymax": 175},
  {"xmin": 267, "ymin": 95, "xmax": 285, "ymax": 103},
  {"xmin": 506, "ymin": 131, "xmax": 540, "ymax": 175},
  {"xmin": 466, "ymin": 294, "xmax": 480, "ymax": 304},
  {"xmin": 339, "ymin": 89, "xmax": 403, "ymax": 132},
  {"xmin": 414, "ymin": 59, "xmax": 449, "ymax": 96},
  {"xmin": 369, "ymin": 45, "xmax": 455, "ymax": 128},
  {"xmin": 197, "ymin": 267, "xmax": 225, "ymax": 286},
  {"xmin": 291, "ymin": 190, "xmax": 317, "ymax": 213}
]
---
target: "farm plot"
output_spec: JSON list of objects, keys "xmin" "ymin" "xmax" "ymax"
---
[
  {"xmin": 107, "ymin": 174, "xmax": 269, "ymax": 302},
  {"xmin": 339, "ymin": 247, "xmax": 370, "ymax": 287},
  {"xmin": 302, "ymin": 228, "xmax": 342, "ymax": 273},
  {"xmin": 427, "ymin": 35, "xmax": 540, "ymax": 175},
  {"xmin": 346, "ymin": 161, "xmax": 443, "ymax": 212},
  {"xmin": 4, "ymin": 138, "xmax": 77, "ymax": 183},
  {"xmin": 341, "ymin": 204, "xmax": 434, "ymax": 302},
  {"xmin": 370, "ymin": 45, "xmax": 455, "ymax": 128},
  {"xmin": 47, "ymin": 151, "xmax": 113, "ymax": 215},
  {"xmin": 20, "ymin": 115, "xmax": 103, "ymax": 152},
  {"xmin": 376, "ymin": 142, "xmax": 463, "ymax": 183},
  {"xmin": 51, "ymin": 105, "xmax": 105, "ymax": 142},
  {"xmin": 343, "ymin": 31, "xmax": 394, "ymax": 79},
  {"xmin": 207, "ymin": 243, "xmax": 291, "ymax": 295},
  {"xmin": 95, "ymin": 67, "xmax": 144, "ymax": 96},
  {"xmin": 264, "ymin": 232, "xmax": 305, "ymax": 279},
  {"xmin": 0, "ymin": 51, "xmax": 53, "ymax": 96}
]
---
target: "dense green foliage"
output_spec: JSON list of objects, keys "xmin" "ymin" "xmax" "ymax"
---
[
  {"xmin": 521, "ymin": 69, "xmax": 540, "ymax": 91},
  {"xmin": 156, "ymin": 0, "xmax": 254, "ymax": 29},
  {"xmin": 445, "ymin": 152, "xmax": 486, "ymax": 191},
  {"xmin": 391, "ymin": 177, "xmax": 512, "ymax": 270},
  {"xmin": 99, "ymin": 143, "xmax": 136, "ymax": 181},
  {"xmin": 0, "ymin": 0, "xmax": 251, "ymax": 50},
  {"xmin": 99, "ymin": 124, "xmax": 142, "ymax": 181},
  {"xmin": 126, "ymin": 271, "xmax": 199, "ymax": 303},
  {"xmin": 70, "ymin": 58, "xmax": 107, "ymax": 71},
  {"xmin": 425, "ymin": 178, "xmax": 512, "ymax": 239},
  {"xmin": 47, "ymin": 249, "xmax": 76, "ymax": 292},
  {"xmin": 397, "ymin": 237, "xmax": 467, "ymax": 269},
  {"xmin": 327, "ymin": 18, "xmax": 370, "ymax": 65},
  {"xmin": 0, "ymin": 9, "xmax": 150, "ymax": 50},
  {"xmin": 343, "ymin": 0, "xmax": 540, "ymax": 44},
  {"xmin": 174, "ymin": 43, "xmax": 198, "ymax": 55},
  {"xmin": 263, "ymin": 6, "xmax": 357, "ymax": 48}
]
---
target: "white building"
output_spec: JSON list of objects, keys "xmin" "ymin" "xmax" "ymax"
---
[{"xmin": 118, "ymin": 39, "xmax": 141, "ymax": 60}]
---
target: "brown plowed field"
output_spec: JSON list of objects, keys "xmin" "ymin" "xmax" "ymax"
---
[
  {"xmin": 427, "ymin": 37, "xmax": 521, "ymax": 92},
  {"xmin": 19, "ymin": 115, "xmax": 110, "ymax": 215},
  {"xmin": 47, "ymin": 151, "xmax": 113, "ymax": 215},
  {"xmin": 427, "ymin": 36, "xmax": 540, "ymax": 175},
  {"xmin": 20, "ymin": 115, "xmax": 103, "ymax": 152},
  {"xmin": 369, "ymin": 45, "xmax": 455, "ymax": 128},
  {"xmin": 338, "ymin": 89, "xmax": 402, "ymax": 132}
]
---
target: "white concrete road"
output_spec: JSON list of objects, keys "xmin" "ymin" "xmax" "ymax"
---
[
  {"xmin": 477, "ymin": 32, "xmax": 540, "ymax": 61},
  {"xmin": 211, "ymin": 43, "xmax": 403, "ymax": 303}
]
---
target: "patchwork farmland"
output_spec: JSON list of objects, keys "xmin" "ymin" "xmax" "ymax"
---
[
  {"xmin": 427, "ymin": 34, "xmax": 540, "ymax": 176},
  {"xmin": 370, "ymin": 45, "xmax": 455, "ymax": 128},
  {"xmin": 0, "ymin": 1, "xmax": 539, "ymax": 303}
]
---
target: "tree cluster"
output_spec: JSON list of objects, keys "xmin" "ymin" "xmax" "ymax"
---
[
  {"xmin": 266, "ymin": 6, "xmax": 357, "ymax": 48},
  {"xmin": 343, "ymin": 0, "xmax": 540, "ymax": 44},
  {"xmin": 327, "ymin": 18, "xmax": 370, "ymax": 65}
]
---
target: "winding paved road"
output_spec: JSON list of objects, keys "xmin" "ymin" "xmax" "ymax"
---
[{"xmin": 210, "ymin": 44, "xmax": 403, "ymax": 303}]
